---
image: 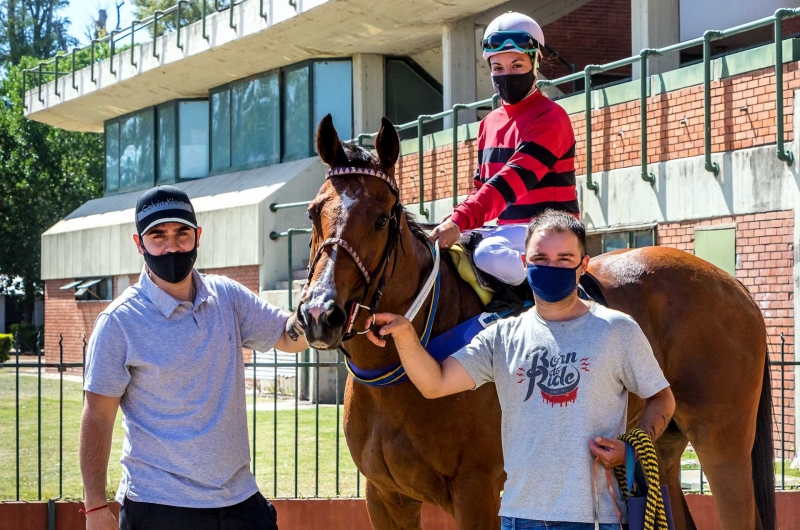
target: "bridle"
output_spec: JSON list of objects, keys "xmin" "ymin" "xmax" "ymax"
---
[{"xmin": 305, "ymin": 167, "xmax": 406, "ymax": 342}]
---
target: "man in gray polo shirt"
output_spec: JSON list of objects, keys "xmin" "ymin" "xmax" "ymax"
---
[{"xmin": 79, "ymin": 185, "xmax": 307, "ymax": 530}]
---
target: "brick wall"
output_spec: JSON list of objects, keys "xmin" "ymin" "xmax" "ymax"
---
[
  {"xmin": 44, "ymin": 265, "xmax": 261, "ymax": 367},
  {"xmin": 657, "ymin": 211, "xmax": 795, "ymax": 457},
  {"xmin": 395, "ymin": 62, "xmax": 797, "ymax": 206},
  {"xmin": 539, "ymin": 0, "xmax": 632, "ymax": 81}
]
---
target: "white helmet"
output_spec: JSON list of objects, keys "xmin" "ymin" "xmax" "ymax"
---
[{"xmin": 482, "ymin": 12, "xmax": 545, "ymax": 61}]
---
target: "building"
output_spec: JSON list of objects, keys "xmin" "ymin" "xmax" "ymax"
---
[{"xmin": 22, "ymin": 0, "xmax": 800, "ymax": 442}]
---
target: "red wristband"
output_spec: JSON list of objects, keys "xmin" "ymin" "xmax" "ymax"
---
[{"xmin": 79, "ymin": 504, "xmax": 108, "ymax": 516}]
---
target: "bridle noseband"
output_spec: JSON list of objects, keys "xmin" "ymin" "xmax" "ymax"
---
[{"xmin": 305, "ymin": 166, "xmax": 404, "ymax": 341}]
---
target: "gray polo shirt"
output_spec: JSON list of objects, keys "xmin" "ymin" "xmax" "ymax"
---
[{"xmin": 84, "ymin": 268, "xmax": 288, "ymax": 508}]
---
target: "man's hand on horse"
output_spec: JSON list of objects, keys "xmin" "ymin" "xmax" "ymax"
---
[
  {"xmin": 365, "ymin": 313, "xmax": 416, "ymax": 347},
  {"xmin": 429, "ymin": 219, "xmax": 461, "ymax": 249},
  {"xmin": 588, "ymin": 436, "xmax": 626, "ymax": 469}
]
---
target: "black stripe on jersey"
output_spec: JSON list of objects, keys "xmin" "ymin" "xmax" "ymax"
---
[
  {"xmin": 485, "ymin": 174, "xmax": 517, "ymax": 205},
  {"xmin": 500, "ymin": 200, "xmax": 580, "ymax": 221},
  {"xmin": 537, "ymin": 171, "xmax": 576, "ymax": 188},
  {"xmin": 559, "ymin": 142, "xmax": 576, "ymax": 160},
  {"xmin": 478, "ymin": 147, "xmax": 516, "ymax": 165},
  {"xmin": 506, "ymin": 163, "xmax": 539, "ymax": 190},
  {"xmin": 517, "ymin": 141, "xmax": 558, "ymax": 169}
]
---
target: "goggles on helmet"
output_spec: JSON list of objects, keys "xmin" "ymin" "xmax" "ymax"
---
[{"xmin": 482, "ymin": 31, "xmax": 541, "ymax": 54}]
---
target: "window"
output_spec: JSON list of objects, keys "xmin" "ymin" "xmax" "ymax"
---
[
  {"xmin": 232, "ymin": 73, "xmax": 280, "ymax": 167},
  {"xmin": 694, "ymin": 227, "xmax": 735, "ymax": 276},
  {"xmin": 178, "ymin": 101, "xmax": 210, "ymax": 179},
  {"xmin": 104, "ymin": 121, "xmax": 120, "ymax": 193},
  {"xmin": 282, "ymin": 65, "xmax": 311, "ymax": 162},
  {"xmin": 385, "ymin": 58, "xmax": 443, "ymax": 140},
  {"xmin": 157, "ymin": 102, "xmax": 177, "ymax": 182},
  {"xmin": 313, "ymin": 61, "xmax": 353, "ymax": 143},
  {"xmin": 62, "ymin": 278, "xmax": 113, "ymax": 302},
  {"xmin": 119, "ymin": 108, "xmax": 155, "ymax": 191},
  {"xmin": 586, "ymin": 228, "xmax": 655, "ymax": 257},
  {"xmin": 209, "ymin": 59, "xmax": 353, "ymax": 173}
]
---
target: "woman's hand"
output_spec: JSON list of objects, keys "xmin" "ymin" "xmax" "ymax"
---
[{"xmin": 429, "ymin": 219, "xmax": 461, "ymax": 249}]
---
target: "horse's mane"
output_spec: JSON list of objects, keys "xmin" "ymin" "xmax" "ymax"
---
[{"xmin": 342, "ymin": 142, "xmax": 432, "ymax": 248}]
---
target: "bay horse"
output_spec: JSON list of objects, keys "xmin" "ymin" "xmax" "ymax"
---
[{"xmin": 295, "ymin": 114, "xmax": 775, "ymax": 530}]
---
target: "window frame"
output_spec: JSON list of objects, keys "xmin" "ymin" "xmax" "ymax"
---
[
  {"xmin": 103, "ymin": 106, "xmax": 157, "ymax": 196},
  {"xmin": 585, "ymin": 225, "xmax": 657, "ymax": 256}
]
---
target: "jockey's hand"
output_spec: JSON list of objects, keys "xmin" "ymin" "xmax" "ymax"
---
[
  {"xmin": 365, "ymin": 313, "xmax": 415, "ymax": 347},
  {"xmin": 589, "ymin": 436, "xmax": 626, "ymax": 469},
  {"xmin": 429, "ymin": 219, "xmax": 461, "ymax": 249}
]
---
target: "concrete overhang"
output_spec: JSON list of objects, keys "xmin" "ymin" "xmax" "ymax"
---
[
  {"xmin": 41, "ymin": 157, "xmax": 324, "ymax": 281},
  {"xmin": 23, "ymin": 0, "xmax": 512, "ymax": 132}
]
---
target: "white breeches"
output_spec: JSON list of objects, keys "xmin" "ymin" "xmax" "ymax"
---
[{"xmin": 471, "ymin": 224, "xmax": 528, "ymax": 286}]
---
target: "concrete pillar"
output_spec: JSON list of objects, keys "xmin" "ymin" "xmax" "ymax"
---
[
  {"xmin": 442, "ymin": 20, "xmax": 477, "ymax": 128},
  {"xmin": 352, "ymin": 54, "xmax": 385, "ymax": 137},
  {"xmin": 630, "ymin": 0, "xmax": 680, "ymax": 79}
]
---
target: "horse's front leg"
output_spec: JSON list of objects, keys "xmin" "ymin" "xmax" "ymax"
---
[
  {"xmin": 451, "ymin": 473, "xmax": 502, "ymax": 530},
  {"xmin": 365, "ymin": 480, "xmax": 423, "ymax": 530}
]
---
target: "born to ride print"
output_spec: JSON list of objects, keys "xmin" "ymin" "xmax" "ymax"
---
[{"xmin": 517, "ymin": 347, "xmax": 590, "ymax": 407}]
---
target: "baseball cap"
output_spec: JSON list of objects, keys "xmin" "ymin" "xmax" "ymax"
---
[
  {"xmin": 135, "ymin": 185, "xmax": 198, "ymax": 235},
  {"xmin": 482, "ymin": 12, "xmax": 545, "ymax": 60}
]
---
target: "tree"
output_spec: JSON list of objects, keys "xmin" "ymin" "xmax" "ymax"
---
[
  {"xmin": 0, "ymin": 58, "xmax": 104, "ymax": 321},
  {"xmin": 0, "ymin": 0, "xmax": 76, "ymax": 66}
]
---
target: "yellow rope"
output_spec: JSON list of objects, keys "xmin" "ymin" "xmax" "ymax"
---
[{"xmin": 613, "ymin": 428, "xmax": 669, "ymax": 530}]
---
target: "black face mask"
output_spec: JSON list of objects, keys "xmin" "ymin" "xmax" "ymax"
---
[
  {"xmin": 141, "ymin": 237, "xmax": 197, "ymax": 284},
  {"xmin": 492, "ymin": 69, "xmax": 535, "ymax": 105}
]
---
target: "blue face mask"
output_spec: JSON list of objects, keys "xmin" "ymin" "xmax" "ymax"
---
[{"xmin": 526, "ymin": 262, "xmax": 583, "ymax": 303}]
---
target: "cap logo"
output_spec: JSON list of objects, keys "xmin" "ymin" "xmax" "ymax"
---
[{"xmin": 137, "ymin": 199, "xmax": 193, "ymax": 222}]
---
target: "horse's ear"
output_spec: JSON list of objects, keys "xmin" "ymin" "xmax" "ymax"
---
[
  {"xmin": 375, "ymin": 117, "xmax": 400, "ymax": 172},
  {"xmin": 316, "ymin": 114, "xmax": 348, "ymax": 168}
]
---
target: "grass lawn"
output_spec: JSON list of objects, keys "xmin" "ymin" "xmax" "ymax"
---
[{"xmin": 0, "ymin": 370, "xmax": 362, "ymax": 501}]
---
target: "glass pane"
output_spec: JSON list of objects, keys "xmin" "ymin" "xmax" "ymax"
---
[
  {"xmin": 633, "ymin": 229, "xmax": 654, "ymax": 248},
  {"xmin": 104, "ymin": 121, "xmax": 120, "ymax": 194},
  {"xmin": 119, "ymin": 109, "xmax": 155, "ymax": 191},
  {"xmin": 157, "ymin": 104, "xmax": 176, "ymax": 183},
  {"xmin": 211, "ymin": 89, "xmax": 231, "ymax": 171},
  {"xmin": 313, "ymin": 61, "xmax": 352, "ymax": 142},
  {"xmin": 586, "ymin": 235, "xmax": 602, "ymax": 257},
  {"xmin": 282, "ymin": 66, "xmax": 310, "ymax": 162},
  {"xmin": 603, "ymin": 232, "xmax": 629, "ymax": 253},
  {"xmin": 232, "ymin": 74, "xmax": 279, "ymax": 167},
  {"xmin": 179, "ymin": 101, "xmax": 210, "ymax": 179},
  {"xmin": 385, "ymin": 59, "xmax": 443, "ymax": 139}
]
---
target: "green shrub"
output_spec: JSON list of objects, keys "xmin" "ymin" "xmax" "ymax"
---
[
  {"xmin": 10, "ymin": 323, "xmax": 43, "ymax": 354},
  {"xmin": 0, "ymin": 334, "xmax": 11, "ymax": 363}
]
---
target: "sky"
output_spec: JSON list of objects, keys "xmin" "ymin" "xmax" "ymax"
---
[{"xmin": 63, "ymin": 0, "xmax": 139, "ymax": 46}]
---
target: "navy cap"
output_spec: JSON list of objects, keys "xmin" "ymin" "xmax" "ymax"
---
[{"xmin": 135, "ymin": 185, "xmax": 198, "ymax": 235}]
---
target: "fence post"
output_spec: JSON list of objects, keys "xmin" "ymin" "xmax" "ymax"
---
[
  {"xmin": 640, "ymin": 50, "xmax": 656, "ymax": 185},
  {"xmin": 202, "ymin": 0, "xmax": 209, "ymax": 40},
  {"xmin": 38, "ymin": 62, "xmax": 44, "ymax": 103},
  {"xmin": 54, "ymin": 54, "xmax": 60, "ymax": 97},
  {"xmin": 130, "ymin": 20, "xmax": 139, "ymax": 67},
  {"xmin": 260, "ymin": 0, "xmax": 268, "ymax": 20},
  {"xmin": 703, "ymin": 29, "xmax": 721, "ymax": 176},
  {"xmin": 72, "ymin": 48, "xmax": 78, "ymax": 90},
  {"xmin": 229, "ymin": 0, "xmax": 237, "ymax": 31},
  {"xmin": 584, "ymin": 67, "xmax": 600, "ymax": 193},
  {"xmin": 451, "ymin": 104, "xmax": 466, "ymax": 207},
  {"xmin": 110, "ymin": 30, "xmax": 118, "ymax": 76},
  {"xmin": 417, "ymin": 115, "xmax": 430, "ymax": 219},
  {"xmin": 775, "ymin": 9, "xmax": 795, "ymax": 167}
]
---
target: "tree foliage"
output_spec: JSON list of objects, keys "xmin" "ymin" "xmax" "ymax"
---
[
  {"xmin": 0, "ymin": 57, "xmax": 104, "ymax": 320},
  {"xmin": 0, "ymin": 0, "xmax": 77, "ymax": 66}
]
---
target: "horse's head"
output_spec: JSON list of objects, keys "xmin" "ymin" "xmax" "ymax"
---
[{"xmin": 297, "ymin": 114, "xmax": 401, "ymax": 350}]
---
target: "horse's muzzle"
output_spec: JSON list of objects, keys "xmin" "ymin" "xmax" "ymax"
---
[{"xmin": 297, "ymin": 295, "xmax": 347, "ymax": 349}]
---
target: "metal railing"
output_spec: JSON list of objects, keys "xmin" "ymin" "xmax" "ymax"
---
[
  {"xmin": 1, "ymin": 333, "xmax": 360, "ymax": 502},
  {"xmin": 268, "ymin": 227, "xmax": 312, "ymax": 310},
  {"xmin": 2, "ymin": 330, "xmax": 797, "ymax": 501},
  {"xmin": 20, "ymin": 0, "xmax": 269, "ymax": 109}
]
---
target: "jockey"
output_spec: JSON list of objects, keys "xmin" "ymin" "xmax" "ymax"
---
[{"xmin": 430, "ymin": 12, "xmax": 579, "ymax": 287}]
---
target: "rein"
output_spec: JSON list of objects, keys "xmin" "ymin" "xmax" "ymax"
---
[{"xmin": 306, "ymin": 167, "xmax": 442, "ymax": 387}]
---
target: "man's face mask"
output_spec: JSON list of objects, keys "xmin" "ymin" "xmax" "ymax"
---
[
  {"xmin": 526, "ymin": 261, "xmax": 583, "ymax": 303},
  {"xmin": 140, "ymin": 231, "xmax": 197, "ymax": 284}
]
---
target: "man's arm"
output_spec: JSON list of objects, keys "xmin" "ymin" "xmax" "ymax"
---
[
  {"xmin": 366, "ymin": 313, "xmax": 476, "ymax": 398},
  {"xmin": 80, "ymin": 391, "xmax": 121, "ymax": 529},
  {"xmin": 589, "ymin": 386, "xmax": 675, "ymax": 469}
]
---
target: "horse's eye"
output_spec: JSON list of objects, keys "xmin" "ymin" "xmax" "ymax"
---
[{"xmin": 375, "ymin": 214, "xmax": 389, "ymax": 229}]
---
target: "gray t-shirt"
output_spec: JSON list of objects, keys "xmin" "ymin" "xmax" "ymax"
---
[
  {"xmin": 84, "ymin": 268, "xmax": 288, "ymax": 508},
  {"xmin": 452, "ymin": 302, "xmax": 669, "ymax": 523}
]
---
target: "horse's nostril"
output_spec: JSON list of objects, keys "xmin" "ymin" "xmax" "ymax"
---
[{"xmin": 326, "ymin": 304, "xmax": 347, "ymax": 329}]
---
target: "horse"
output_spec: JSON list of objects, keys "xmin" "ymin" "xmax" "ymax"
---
[{"xmin": 294, "ymin": 114, "xmax": 775, "ymax": 530}]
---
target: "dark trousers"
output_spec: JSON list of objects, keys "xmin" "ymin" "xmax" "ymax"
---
[{"xmin": 119, "ymin": 492, "xmax": 278, "ymax": 530}]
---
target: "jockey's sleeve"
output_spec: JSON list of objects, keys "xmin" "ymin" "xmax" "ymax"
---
[{"xmin": 450, "ymin": 105, "xmax": 575, "ymax": 231}]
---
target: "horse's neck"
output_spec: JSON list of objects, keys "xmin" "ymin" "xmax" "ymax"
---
[{"xmin": 343, "ymin": 216, "xmax": 481, "ymax": 371}]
